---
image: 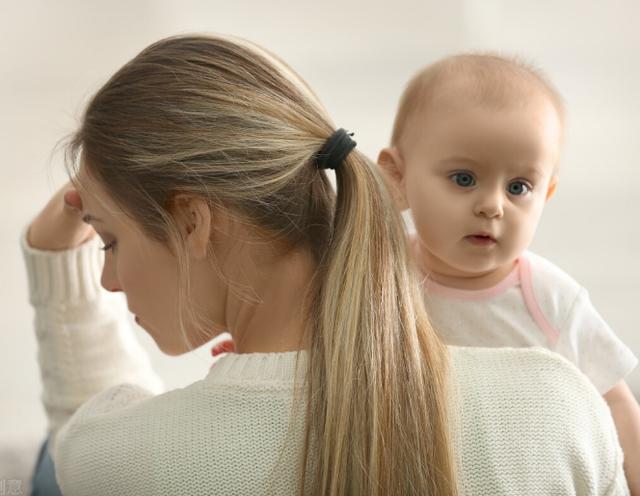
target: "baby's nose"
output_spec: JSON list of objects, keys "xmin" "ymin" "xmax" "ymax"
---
[{"xmin": 473, "ymin": 192, "xmax": 505, "ymax": 218}]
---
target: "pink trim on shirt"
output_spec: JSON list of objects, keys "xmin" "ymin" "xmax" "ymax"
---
[
  {"xmin": 422, "ymin": 261, "xmax": 520, "ymax": 301},
  {"xmin": 518, "ymin": 255, "xmax": 560, "ymax": 345}
]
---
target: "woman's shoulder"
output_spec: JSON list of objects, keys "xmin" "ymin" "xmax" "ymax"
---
[
  {"xmin": 448, "ymin": 345, "xmax": 628, "ymax": 494},
  {"xmin": 448, "ymin": 345, "xmax": 606, "ymax": 412},
  {"xmin": 450, "ymin": 344, "xmax": 584, "ymax": 380},
  {"xmin": 52, "ymin": 364, "xmax": 306, "ymax": 495},
  {"xmin": 57, "ymin": 351, "xmax": 307, "ymax": 437}
]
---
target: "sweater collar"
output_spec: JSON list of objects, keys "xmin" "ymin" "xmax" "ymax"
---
[{"xmin": 205, "ymin": 350, "xmax": 309, "ymax": 384}]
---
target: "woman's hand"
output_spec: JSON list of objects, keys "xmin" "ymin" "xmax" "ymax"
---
[
  {"xmin": 210, "ymin": 339, "xmax": 236, "ymax": 357},
  {"xmin": 28, "ymin": 181, "xmax": 96, "ymax": 251}
]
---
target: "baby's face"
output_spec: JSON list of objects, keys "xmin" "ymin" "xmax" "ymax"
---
[{"xmin": 399, "ymin": 97, "xmax": 561, "ymax": 280}]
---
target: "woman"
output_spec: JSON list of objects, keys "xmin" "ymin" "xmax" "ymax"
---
[{"xmin": 23, "ymin": 35, "xmax": 628, "ymax": 495}]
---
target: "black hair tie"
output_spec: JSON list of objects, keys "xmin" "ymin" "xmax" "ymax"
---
[{"xmin": 315, "ymin": 128, "xmax": 357, "ymax": 170}]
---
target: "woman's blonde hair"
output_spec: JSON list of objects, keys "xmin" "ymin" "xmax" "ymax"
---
[{"xmin": 64, "ymin": 34, "xmax": 457, "ymax": 495}]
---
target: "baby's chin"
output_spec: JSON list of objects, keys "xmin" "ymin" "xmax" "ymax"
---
[
  {"xmin": 446, "ymin": 265, "xmax": 497, "ymax": 280},
  {"xmin": 437, "ymin": 255, "xmax": 509, "ymax": 279},
  {"xmin": 414, "ymin": 242, "xmax": 513, "ymax": 279}
]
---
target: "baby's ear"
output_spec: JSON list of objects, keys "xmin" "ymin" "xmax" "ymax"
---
[
  {"xmin": 545, "ymin": 176, "xmax": 559, "ymax": 202},
  {"xmin": 377, "ymin": 147, "xmax": 409, "ymax": 211}
]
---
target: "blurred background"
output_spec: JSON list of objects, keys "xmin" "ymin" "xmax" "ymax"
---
[{"xmin": 2, "ymin": 0, "xmax": 639, "ymax": 487}]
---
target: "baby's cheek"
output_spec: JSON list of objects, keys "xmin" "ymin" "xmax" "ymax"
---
[
  {"xmin": 413, "ymin": 212, "xmax": 444, "ymax": 249},
  {"xmin": 510, "ymin": 218, "xmax": 537, "ymax": 254},
  {"xmin": 521, "ymin": 204, "xmax": 545, "ymax": 239},
  {"xmin": 410, "ymin": 207, "xmax": 429, "ymax": 235}
]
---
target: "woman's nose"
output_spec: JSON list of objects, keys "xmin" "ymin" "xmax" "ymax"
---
[{"xmin": 101, "ymin": 259, "xmax": 122, "ymax": 292}]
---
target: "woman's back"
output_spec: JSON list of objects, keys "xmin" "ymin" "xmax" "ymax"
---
[{"xmin": 24, "ymin": 235, "xmax": 627, "ymax": 494}]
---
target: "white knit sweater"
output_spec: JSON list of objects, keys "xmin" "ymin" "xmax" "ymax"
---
[{"xmin": 21, "ymin": 230, "xmax": 629, "ymax": 495}]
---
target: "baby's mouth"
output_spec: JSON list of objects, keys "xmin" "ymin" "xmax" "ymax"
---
[{"xmin": 465, "ymin": 233, "xmax": 497, "ymax": 245}]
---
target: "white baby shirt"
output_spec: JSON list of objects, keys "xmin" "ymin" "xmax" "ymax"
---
[{"xmin": 421, "ymin": 250, "xmax": 638, "ymax": 394}]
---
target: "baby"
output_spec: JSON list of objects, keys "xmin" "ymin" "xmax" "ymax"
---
[{"xmin": 378, "ymin": 54, "xmax": 640, "ymax": 492}]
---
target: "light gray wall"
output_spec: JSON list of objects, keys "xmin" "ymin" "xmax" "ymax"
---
[{"xmin": 2, "ymin": 0, "xmax": 639, "ymax": 446}]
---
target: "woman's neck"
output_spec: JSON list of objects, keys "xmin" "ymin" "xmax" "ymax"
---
[{"xmin": 226, "ymin": 248, "xmax": 315, "ymax": 353}]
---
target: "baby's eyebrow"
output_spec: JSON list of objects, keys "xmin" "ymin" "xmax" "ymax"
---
[
  {"xmin": 439, "ymin": 156, "xmax": 477, "ymax": 166},
  {"xmin": 435, "ymin": 156, "xmax": 480, "ymax": 171},
  {"xmin": 517, "ymin": 166, "xmax": 546, "ymax": 179},
  {"xmin": 82, "ymin": 213, "xmax": 104, "ymax": 224}
]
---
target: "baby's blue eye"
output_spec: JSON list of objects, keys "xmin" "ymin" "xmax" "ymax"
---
[
  {"xmin": 450, "ymin": 172, "xmax": 475, "ymax": 188},
  {"xmin": 507, "ymin": 181, "xmax": 531, "ymax": 196}
]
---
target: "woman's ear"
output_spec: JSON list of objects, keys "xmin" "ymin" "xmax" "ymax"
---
[
  {"xmin": 546, "ymin": 176, "xmax": 559, "ymax": 202},
  {"xmin": 377, "ymin": 147, "xmax": 409, "ymax": 211},
  {"xmin": 171, "ymin": 194, "xmax": 212, "ymax": 260}
]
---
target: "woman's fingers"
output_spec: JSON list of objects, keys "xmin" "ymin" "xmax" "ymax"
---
[
  {"xmin": 28, "ymin": 181, "xmax": 95, "ymax": 251},
  {"xmin": 63, "ymin": 189, "xmax": 83, "ymax": 211},
  {"xmin": 211, "ymin": 339, "xmax": 236, "ymax": 357}
]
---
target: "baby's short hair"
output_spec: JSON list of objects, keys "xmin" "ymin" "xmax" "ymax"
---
[{"xmin": 391, "ymin": 53, "xmax": 565, "ymax": 147}]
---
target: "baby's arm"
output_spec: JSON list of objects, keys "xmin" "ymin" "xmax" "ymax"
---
[{"xmin": 604, "ymin": 381, "xmax": 640, "ymax": 495}]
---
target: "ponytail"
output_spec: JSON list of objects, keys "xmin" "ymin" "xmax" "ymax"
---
[{"xmin": 303, "ymin": 150, "xmax": 457, "ymax": 495}]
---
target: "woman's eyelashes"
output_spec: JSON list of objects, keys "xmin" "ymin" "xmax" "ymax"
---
[
  {"xmin": 99, "ymin": 239, "xmax": 117, "ymax": 252},
  {"xmin": 448, "ymin": 171, "xmax": 533, "ymax": 196},
  {"xmin": 94, "ymin": 228, "xmax": 118, "ymax": 253},
  {"xmin": 100, "ymin": 241, "xmax": 116, "ymax": 252}
]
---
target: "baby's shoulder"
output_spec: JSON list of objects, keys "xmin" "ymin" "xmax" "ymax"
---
[
  {"xmin": 521, "ymin": 251, "xmax": 586, "ymax": 318},
  {"xmin": 522, "ymin": 251, "xmax": 583, "ymax": 293}
]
